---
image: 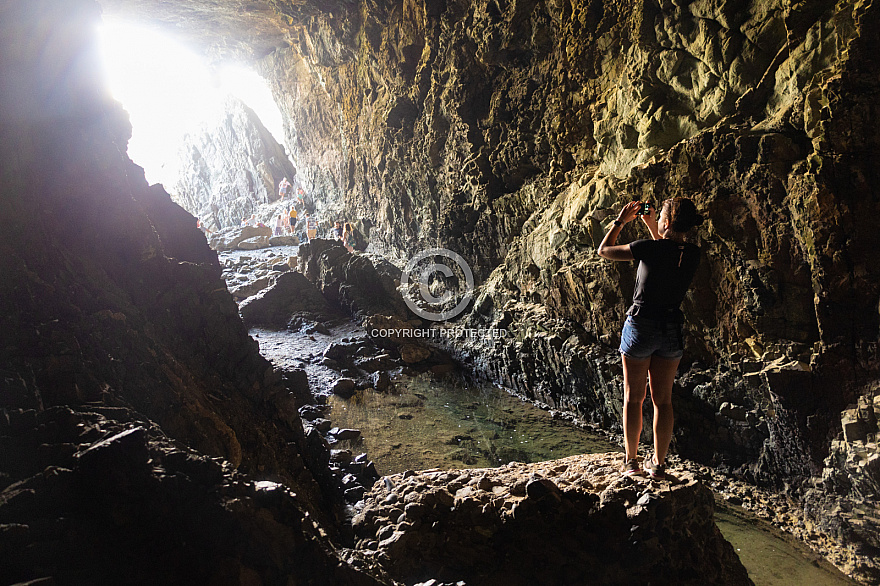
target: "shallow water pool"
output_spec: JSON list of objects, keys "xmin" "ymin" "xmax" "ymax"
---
[{"xmin": 328, "ymin": 371, "xmax": 855, "ymax": 585}]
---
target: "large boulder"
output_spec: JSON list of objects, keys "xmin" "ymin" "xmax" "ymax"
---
[
  {"xmin": 353, "ymin": 453, "xmax": 751, "ymax": 585},
  {"xmin": 239, "ymin": 270, "xmax": 337, "ymax": 328},
  {"xmin": 298, "ymin": 239, "xmax": 408, "ymax": 322},
  {"xmin": 209, "ymin": 225, "xmax": 273, "ymax": 251}
]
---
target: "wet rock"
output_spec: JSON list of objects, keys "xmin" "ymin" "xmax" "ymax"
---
[
  {"xmin": 356, "ymin": 354, "xmax": 398, "ymax": 372},
  {"xmin": 209, "ymin": 225, "xmax": 273, "ymax": 251},
  {"xmin": 236, "ymin": 235, "xmax": 271, "ymax": 250},
  {"xmin": 328, "ymin": 428, "xmax": 361, "ymax": 443},
  {"xmin": 269, "ymin": 235, "xmax": 299, "ymax": 246},
  {"xmin": 842, "ymin": 408, "xmax": 871, "ymax": 443},
  {"xmin": 719, "ymin": 402, "xmax": 748, "ymax": 422},
  {"xmin": 304, "ymin": 418, "xmax": 333, "ymax": 434},
  {"xmin": 330, "ymin": 449, "xmax": 353, "ymax": 465},
  {"xmin": 331, "ymin": 378, "xmax": 357, "ymax": 398},
  {"xmin": 298, "ymin": 404, "xmax": 326, "ymax": 421},
  {"xmin": 345, "ymin": 485, "xmax": 367, "ymax": 503},
  {"xmin": 371, "ymin": 371, "xmax": 392, "ymax": 393},
  {"xmin": 229, "ymin": 276, "xmax": 272, "ymax": 300},
  {"xmin": 298, "ymin": 240, "xmax": 408, "ymax": 320},
  {"xmin": 400, "ymin": 343, "xmax": 431, "ymax": 365},
  {"xmin": 324, "ymin": 341, "xmax": 363, "ymax": 361},
  {"xmin": 75, "ymin": 426, "xmax": 150, "ymax": 482}
]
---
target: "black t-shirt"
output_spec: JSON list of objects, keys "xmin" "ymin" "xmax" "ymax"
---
[{"xmin": 627, "ymin": 239, "xmax": 700, "ymax": 322}]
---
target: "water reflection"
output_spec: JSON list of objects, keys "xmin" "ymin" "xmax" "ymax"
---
[{"xmin": 328, "ymin": 372, "xmax": 616, "ymax": 474}]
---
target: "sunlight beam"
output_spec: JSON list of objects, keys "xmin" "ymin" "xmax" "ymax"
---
[{"xmin": 97, "ymin": 20, "xmax": 286, "ymax": 186}]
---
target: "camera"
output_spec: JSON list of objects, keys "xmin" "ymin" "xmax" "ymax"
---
[{"xmin": 636, "ymin": 202, "xmax": 652, "ymax": 216}]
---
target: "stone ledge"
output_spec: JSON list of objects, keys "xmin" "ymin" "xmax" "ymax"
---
[{"xmin": 352, "ymin": 453, "xmax": 751, "ymax": 586}]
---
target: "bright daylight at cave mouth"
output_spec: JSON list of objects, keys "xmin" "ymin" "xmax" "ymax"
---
[{"xmin": 97, "ymin": 19, "xmax": 285, "ymax": 188}]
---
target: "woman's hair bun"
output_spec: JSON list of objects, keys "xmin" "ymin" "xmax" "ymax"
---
[{"xmin": 667, "ymin": 198, "xmax": 703, "ymax": 232}]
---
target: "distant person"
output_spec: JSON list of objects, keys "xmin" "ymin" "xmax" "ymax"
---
[
  {"xmin": 342, "ymin": 222, "xmax": 356, "ymax": 252},
  {"xmin": 597, "ymin": 198, "xmax": 704, "ymax": 480},
  {"xmin": 197, "ymin": 218, "xmax": 212, "ymax": 236},
  {"xmin": 246, "ymin": 214, "xmax": 258, "ymax": 227},
  {"xmin": 278, "ymin": 177, "xmax": 291, "ymax": 200},
  {"xmin": 305, "ymin": 212, "xmax": 318, "ymax": 242},
  {"xmin": 274, "ymin": 214, "xmax": 284, "ymax": 236},
  {"xmin": 333, "ymin": 221, "xmax": 343, "ymax": 241},
  {"xmin": 282, "ymin": 211, "xmax": 291, "ymax": 234},
  {"xmin": 288, "ymin": 207, "xmax": 298, "ymax": 234},
  {"xmin": 240, "ymin": 217, "xmax": 248, "ymax": 227},
  {"xmin": 295, "ymin": 187, "xmax": 306, "ymax": 208}
]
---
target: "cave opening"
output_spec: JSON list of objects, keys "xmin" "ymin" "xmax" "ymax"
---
[{"xmin": 97, "ymin": 18, "xmax": 289, "ymax": 225}]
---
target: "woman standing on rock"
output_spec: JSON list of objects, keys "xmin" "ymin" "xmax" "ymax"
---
[{"xmin": 597, "ymin": 198, "xmax": 704, "ymax": 479}]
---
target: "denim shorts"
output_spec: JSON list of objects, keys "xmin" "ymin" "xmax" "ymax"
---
[{"xmin": 619, "ymin": 315, "xmax": 684, "ymax": 360}]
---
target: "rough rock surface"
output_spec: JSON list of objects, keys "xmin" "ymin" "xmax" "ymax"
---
[
  {"xmin": 0, "ymin": 2, "xmax": 369, "ymax": 583},
  {"xmin": 0, "ymin": 406, "xmax": 384, "ymax": 586},
  {"xmin": 240, "ymin": 269, "xmax": 339, "ymax": 328},
  {"xmin": 353, "ymin": 453, "xmax": 751, "ymax": 586},
  {"xmin": 219, "ymin": 245, "xmax": 299, "ymax": 300},
  {"xmin": 210, "ymin": 224, "xmax": 274, "ymax": 250},
  {"xmin": 171, "ymin": 97, "xmax": 297, "ymax": 232},
  {"xmin": 228, "ymin": 1, "xmax": 880, "ymax": 579},
  {"xmin": 298, "ymin": 239, "xmax": 409, "ymax": 321}
]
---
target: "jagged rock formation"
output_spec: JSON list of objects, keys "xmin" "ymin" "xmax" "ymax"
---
[
  {"xmin": 0, "ymin": 406, "xmax": 384, "ymax": 585},
  {"xmin": 353, "ymin": 453, "xmax": 752, "ymax": 585},
  {"xmin": 171, "ymin": 97, "xmax": 297, "ymax": 231},
  {"xmin": 221, "ymin": 245, "xmax": 300, "ymax": 301},
  {"xmin": 298, "ymin": 239, "xmax": 410, "ymax": 321},
  {"xmin": 240, "ymin": 269, "xmax": 339, "ymax": 327}
]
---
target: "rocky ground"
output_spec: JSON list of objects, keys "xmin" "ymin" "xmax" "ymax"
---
[{"xmin": 0, "ymin": 404, "xmax": 386, "ymax": 586}]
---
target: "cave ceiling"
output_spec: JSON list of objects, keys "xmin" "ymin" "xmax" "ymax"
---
[{"xmin": 95, "ymin": 0, "xmax": 328, "ymax": 61}]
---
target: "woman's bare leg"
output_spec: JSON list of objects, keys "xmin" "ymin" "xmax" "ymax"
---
[
  {"xmin": 622, "ymin": 355, "xmax": 650, "ymax": 461},
  {"xmin": 647, "ymin": 355, "xmax": 680, "ymax": 464}
]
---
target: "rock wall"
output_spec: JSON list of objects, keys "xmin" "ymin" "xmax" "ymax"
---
[
  {"xmin": 256, "ymin": 0, "xmax": 880, "ymax": 483},
  {"xmin": 171, "ymin": 97, "xmax": 298, "ymax": 231},
  {"xmin": 0, "ymin": 0, "xmax": 299, "ymax": 484},
  {"xmin": 0, "ymin": 2, "xmax": 371, "ymax": 582}
]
